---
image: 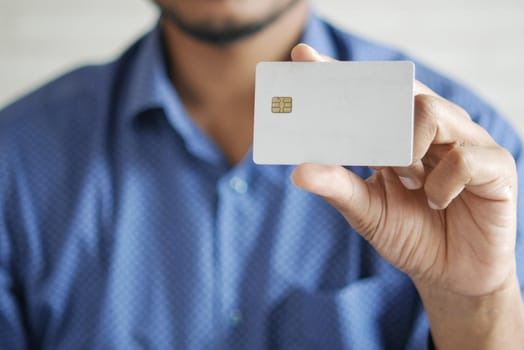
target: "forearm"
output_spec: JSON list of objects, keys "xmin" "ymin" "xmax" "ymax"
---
[{"xmin": 416, "ymin": 274, "xmax": 524, "ymax": 350}]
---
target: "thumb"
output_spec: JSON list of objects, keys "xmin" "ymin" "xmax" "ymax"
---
[
  {"xmin": 290, "ymin": 43, "xmax": 334, "ymax": 62},
  {"xmin": 291, "ymin": 163, "xmax": 378, "ymax": 236}
]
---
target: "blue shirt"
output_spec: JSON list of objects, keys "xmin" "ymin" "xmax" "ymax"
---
[{"xmin": 1, "ymin": 13, "xmax": 523, "ymax": 350}]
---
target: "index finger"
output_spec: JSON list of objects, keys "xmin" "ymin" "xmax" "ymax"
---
[{"xmin": 414, "ymin": 80, "xmax": 438, "ymax": 97}]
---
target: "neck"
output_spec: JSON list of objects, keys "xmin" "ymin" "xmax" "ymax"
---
[{"xmin": 160, "ymin": 1, "xmax": 309, "ymax": 165}]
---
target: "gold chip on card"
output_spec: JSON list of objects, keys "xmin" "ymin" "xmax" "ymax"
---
[{"xmin": 271, "ymin": 97, "xmax": 292, "ymax": 113}]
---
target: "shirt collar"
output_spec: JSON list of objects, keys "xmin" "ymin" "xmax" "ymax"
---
[
  {"xmin": 121, "ymin": 11, "xmax": 338, "ymax": 125},
  {"xmin": 120, "ymin": 11, "xmax": 339, "ymax": 169},
  {"xmin": 120, "ymin": 24, "xmax": 165, "ymax": 122},
  {"xmin": 121, "ymin": 23, "xmax": 225, "ymax": 163},
  {"xmin": 122, "ymin": 23, "xmax": 208, "ymax": 142}
]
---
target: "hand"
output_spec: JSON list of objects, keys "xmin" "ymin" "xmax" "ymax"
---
[{"xmin": 289, "ymin": 44, "xmax": 519, "ymax": 297}]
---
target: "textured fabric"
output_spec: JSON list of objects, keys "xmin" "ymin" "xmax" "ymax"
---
[{"xmin": 1, "ymin": 12, "xmax": 523, "ymax": 350}]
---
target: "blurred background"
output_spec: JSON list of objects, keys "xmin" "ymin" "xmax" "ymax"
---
[{"xmin": 1, "ymin": 0, "xmax": 523, "ymax": 134}]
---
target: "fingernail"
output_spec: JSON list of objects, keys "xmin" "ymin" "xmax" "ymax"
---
[
  {"xmin": 303, "ymin": 44, "xmax": 324, "ymax": 61},
  {"xmin": 428, "ymin": 199, "xmax": 441, "ymax": 210},
  {"xmin": 399, "ymin": 176, "xmax": 420, "ymax": 190}
]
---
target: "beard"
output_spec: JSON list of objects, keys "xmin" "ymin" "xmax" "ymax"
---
[{"xmin": 153, "ymin": 0, "xmax": 304, "ymax": 45}]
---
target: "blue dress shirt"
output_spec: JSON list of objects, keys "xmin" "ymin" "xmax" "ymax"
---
[{"xmin": 1, "ymin": 12, "xmax": 523, "ymax": 350}]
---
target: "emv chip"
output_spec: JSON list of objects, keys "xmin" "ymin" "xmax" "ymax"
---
[{"xmin": 271, "ymin": 97, "xmax": 292, "ymax": 113}]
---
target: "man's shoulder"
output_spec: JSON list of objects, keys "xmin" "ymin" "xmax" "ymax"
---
[
  {"xmin": 324, "ymin": 18, "xmax": 521, "ymax": 149},
  {"xmin": 0, "ymin": 63, "xmax": 114, "ymax": 131},
  {"xmin": 0, "ymin": 39, "xmax": 144, "ymax": 188},
  {"xmin": 0, "ymin": 35, "xmax": 145, "ymax": 137},
  {"xmin": 0, "ymin": 62, "xmax": 111, "ymax": 174},
  {"xmin": 325, "ymin": 20, "xmax": 486, "ymax": 109}
]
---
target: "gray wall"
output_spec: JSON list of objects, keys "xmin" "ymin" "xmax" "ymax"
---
[{"xmin": 1, "ymin": 0, "xmax": 523, "ymax": 135}]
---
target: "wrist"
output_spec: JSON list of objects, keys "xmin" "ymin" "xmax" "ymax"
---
[{"xmin": 415, "ymin": 274, "xmax": 524, "ymax": 350}]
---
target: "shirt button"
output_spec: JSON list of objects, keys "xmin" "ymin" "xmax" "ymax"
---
[
  {"xmin": 229, "ymin": 176, "xmax": 248, "ymax": 194},
  {"xmin": 229, "ymin": 308, "xmax": 243, "ymax": 327}
]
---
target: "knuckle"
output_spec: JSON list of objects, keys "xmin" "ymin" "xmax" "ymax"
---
[
  {"xmin": 450, "ymin": 102, "xmax": 472, "ymax": 121},
  {"xmin": 499, "ymin": 146, "xmax": 516, "ymax": 166},
  {"xmin": 423, "ymin": 177, "xmax": 441, "ymax": 202},
  {"xmin": 415, "ymin": 95, "xmax": 441, "ymax": 131},
  {"xmin": 497, "ymin": 146, "xmax": 518, "ymax": 179},
  {"xmin": 414, "ymin": 95, "xmax": 440, "ymax": 153},
  {"xmin": 415, "ymin": 94, "xmax": 439, "ymax": 120},
  {"xmin": 446, "ymin": 146, "xmax": 473, "ymax": 179}
]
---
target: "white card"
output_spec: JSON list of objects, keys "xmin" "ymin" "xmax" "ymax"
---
[{"xmin": 253, "ymin": 61, "xmax": 415, "ymax": 166}]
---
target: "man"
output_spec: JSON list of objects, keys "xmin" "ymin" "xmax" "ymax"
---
[{"xmin": 0, "ymin": 0, "xmax": 523, "ymax": 348}]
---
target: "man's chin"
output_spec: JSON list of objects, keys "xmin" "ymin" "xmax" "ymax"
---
[
  {"xmin": 162, "ymin": 20, "xmax": 273, "ymax": 45},
  {"xmin": 157, "ymin": 0, "xmax": 303, "ymax": 45}
]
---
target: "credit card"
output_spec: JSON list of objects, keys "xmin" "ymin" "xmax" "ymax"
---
[{"xmin": 253, "ymin": 61, "xmax": 415, "ymax": 166}]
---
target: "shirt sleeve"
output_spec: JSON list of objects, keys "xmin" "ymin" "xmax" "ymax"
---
[
  {"xmin": 515, "ymin": 135, "xmax": 524, "ymax": 301},
  {"xmin": 0, "ymin": 126, "xmax": 31, "ymax": 349}
]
